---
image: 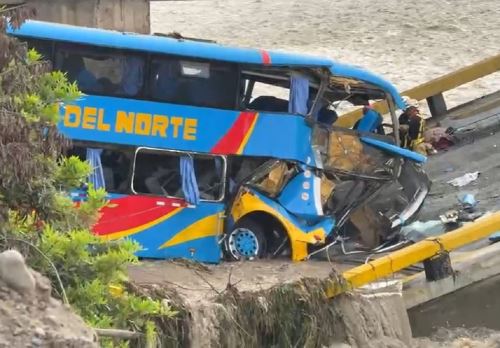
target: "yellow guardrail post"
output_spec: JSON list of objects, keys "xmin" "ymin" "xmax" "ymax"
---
[
  {"xmin": 325, "ymin": 211, "xmax": 500, "ymax": 298},
  {"xmin": 336, "ymin": 53, "xmax": 500, "ymax": 128}
]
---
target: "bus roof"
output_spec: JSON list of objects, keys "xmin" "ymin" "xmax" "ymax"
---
[
  {"xmin": 8, "ymin": 20, "xmax": 406, "ymax": 109},
  {"xmin": 8, "ymin": 20, "xmax": 332, "ymax": 67},
  {"xmin": 329, "ymin": 63, "xmax": 406, "ymax": 109}
]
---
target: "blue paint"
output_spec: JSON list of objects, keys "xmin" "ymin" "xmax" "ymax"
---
[
  {"xmin": 128, "ymin": 201, "xmax": 224, "ymax": 262},
  {"xmin": 278, "ymin": 171, "xmax": 322, "ymax": 219},
  {"xmin": 249, "ymin": 189, "xmax": 336, "ymax": 236},
  {"xmin": 360, "ymin": 136, "xmax": 427, "ymax": 163},
  {"xmin": 58, "ymin": 95, "xmax": 234, "ymax": 151},
  {"xmin": 242, "ymin": 112, "xmax": 315, "ymax": 164},
  {"xmin": 233, "ymin": 228, "xmax": 259, "ymax": 257},
  {"xmin": 8, "ymin": 20, "xmax": 331, "ymax": 67},
  {"xmin": 59, "ymin": 95, "xmax": 319, "ymax": 165},
  {"xmin": 8, "ymin": 20, "xmax": 405, "ymax": 110},
  {"xmin": 137, "ymin": 235, "xmax": 221, "ymax": 263}
]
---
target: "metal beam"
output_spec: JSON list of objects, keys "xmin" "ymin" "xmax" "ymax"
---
[{"xmin": 325, "ymin": 211, "xmax": 500, "ymax": 298}]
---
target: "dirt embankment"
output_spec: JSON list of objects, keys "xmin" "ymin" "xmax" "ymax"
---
[
  {"xmin": 0, "ymin": 250, "xmax": 97, "ymax": 348},
  {"xmin": 130, "ymin": 261, "xmax": 413, "ymax": 347},
  {"xmin": 130, "ymin": 260, "xmax": 500, "ymax": 347}
]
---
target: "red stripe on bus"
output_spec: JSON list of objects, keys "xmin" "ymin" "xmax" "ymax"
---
[
  {"xmin": 261, "ymin": 50, "xmax": 271, "ymax": 65},
  {"xmin": 211, "ymin": 111, "xmax": 258, "ymax": 154}
]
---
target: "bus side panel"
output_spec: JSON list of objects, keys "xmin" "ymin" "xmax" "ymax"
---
[
  {"xmin": 58, "ymin": 96, "xmax": 317, "ymax": 166},
  {"xmin": 94, "ymin": 195, "xmax": 224, "ymax": 263}
]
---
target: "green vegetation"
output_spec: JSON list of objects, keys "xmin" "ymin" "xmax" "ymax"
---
[{"xmin": 0, "ymin": 8, "xmax": 175, "ymax": 347}]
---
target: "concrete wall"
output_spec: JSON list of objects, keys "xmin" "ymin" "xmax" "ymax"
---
[{"xmin": 26, "ymin": 0, "xmax": 150, "ymax": 34}]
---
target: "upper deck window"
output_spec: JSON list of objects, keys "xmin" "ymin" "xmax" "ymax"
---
[
  {"xmin": 149, "ymin": 56, "xmax": 239, "ymax": 109},
  {"xmin": 55, "ymin": 44, "xmax": 145, "ymax": 98},
  {"xmin": 23, "ymin": 38, "xmax": 54, "ymax": 62}
]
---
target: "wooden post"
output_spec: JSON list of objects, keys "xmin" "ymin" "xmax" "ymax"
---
[{"xmin": 423, "ymin": 251, "xmax": 453, "ymax": 281}]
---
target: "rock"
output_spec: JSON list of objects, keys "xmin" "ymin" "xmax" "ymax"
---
[
  {"xmin": 34, "ymin": 327, "xmax": 45, "ymax": 337},
  {"xmin": 0, "ymin": 249, "xmax": 97, "ymax": 347},
  {"xmin": 0, "ymin": 250, "xmax": 35, "ymax": 296},
  {"xmin": 31, "ymin": 336, "xmax": 43, "ymax": 346},
  {"xmin": 43, "ymin": 315, "xmax": 58, "ymax": 327},
  {"xmin": 32, "ymin": 271, "xmax": 52, "ymax": 302}
]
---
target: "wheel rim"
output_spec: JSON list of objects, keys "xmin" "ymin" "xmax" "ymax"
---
[{"xmin": 228, "ymin": 228, "xmax": 259, "ymax": 259}]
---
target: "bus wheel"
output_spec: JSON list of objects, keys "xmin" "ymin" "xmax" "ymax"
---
[{"xmin": 225, "ymin": 219, "xmax": 267, "ymax": 261}]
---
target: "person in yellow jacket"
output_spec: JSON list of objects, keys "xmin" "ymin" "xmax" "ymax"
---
[{"xmin": 398, "ymin": 98, "xmax": 431, "ymax": 156}]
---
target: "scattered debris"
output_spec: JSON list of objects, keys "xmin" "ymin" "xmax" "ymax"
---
[
  {"xmin": 0, "ymin": 249, "xmax": 97, "ymax": 347},
  {"xmin": 439, "ymin": 210, "xmax": 459, "ymax": 224},
  {"xmin": 458, "ymin": 193, "xmax": 478, "ymax": 210},
  {"xmin": 424, "ymin": 127, "xmax": 455, "ymax": 151},
  {"xmin": 401, "ymin": 220, "xmax": 446, "ymax": 242},
  {"xmin": 489, "ymin": 232, "xmax": 500, "ymax": 244},
  {"xmin": 458, "ymin": 210, "xmax": 484, "ymax": 222},
  {"xmin": 447, "ymin": 172, "xmax": 480, "ymax": 187}
]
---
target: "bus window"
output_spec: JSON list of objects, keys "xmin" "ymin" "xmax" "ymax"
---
[
  {"xmin": 23, "ymin": 38, "xmax": 53, "ymax": 62},
  {"xmin": 149, "ymin": 57, "xmax": 238, "ymax": 109},
  {"xmin": 245, "ymin": 80, "xmax": 289, "ymax": 112},
  {"xmin": 55, "ymin": 44, "xmax": 145, "ymax": 98},
  {"xmin": 67, "ymin": 145, "xmax": 133, "ymax": 194},
  {"xmin": 133, "ymin": 149, "xmax": 224, "ymax": 201}
]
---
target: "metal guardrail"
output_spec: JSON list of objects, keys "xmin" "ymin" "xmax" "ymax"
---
[
  {"xmin": 336, "ymin": 53, "xmax": 500, "ymax": 127},
  {"xmin": 325, "ymin": 211, "xmax": 500, "ymax": 298}
]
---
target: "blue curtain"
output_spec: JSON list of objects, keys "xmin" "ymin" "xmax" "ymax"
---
[
  {"xmin": 86, "ymin": 148, "xmax": 105, "ymax": 190},
  {"xmin": 121, "ymin": 56, "xmax": 144, "ymax": 96},
  {"xmin": 288, "ymin": 73, "xmax": 309, "ymax": 115},
  {"xmin": 180, "ymin": 156, "xmax": 200, "ymax": 205}
]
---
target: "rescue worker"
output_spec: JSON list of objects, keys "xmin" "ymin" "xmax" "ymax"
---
[{"xmin": 398, "ymin": 98, "xmax": 427, "ymax": 155}]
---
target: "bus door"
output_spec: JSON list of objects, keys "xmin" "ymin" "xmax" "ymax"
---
[{"xmin": 93, "ymin": 147, "xmax": 226, "ymax": 263}]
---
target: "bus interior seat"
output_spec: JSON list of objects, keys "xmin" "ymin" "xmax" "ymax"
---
[{"xmin": 248, "ymin": 96, "xmax": 288, "ymax": 112}]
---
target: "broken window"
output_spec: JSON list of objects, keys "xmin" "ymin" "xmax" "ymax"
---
[
  {"xmin": 149, "ymin": 56, "xmax": 239, "ymax": 109},
  {"xmin": 242, "ymin": 69, "xmax": 323, "ymax": 118},
  {"xmin": 322, "ymin": 128, "xmax": 396, "ymax": 178},
  {"xmin": 245, "ymin": 160, "xmax": 297, "ymax": 198},
  {"xmin": 244, "ymin": 79, "xmax": 289, "ymax": 112},
  {"xmin": 54, "ymin": 43, "xmax": 146, "ymax": 97},
  {"xmin": 66, "ymin": 144, "xmax": 134, "ymax": 193},
  {"xmin": 133, "ymin": 149, "xmax": 225, "ymax": 201}
]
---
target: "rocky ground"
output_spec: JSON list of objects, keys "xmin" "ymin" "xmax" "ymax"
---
[{"xmin": 0, "ymin": 250, "xmax": 97, "ymax": 348}]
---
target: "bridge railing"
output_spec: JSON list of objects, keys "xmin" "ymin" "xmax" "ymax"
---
[
  {"xmin": 325, "ymin": 211, "xmax": 500, "ymax": 298},
  {"xmin": 336, "ymin": 53, "xmax": 500, "ymax": 128}
]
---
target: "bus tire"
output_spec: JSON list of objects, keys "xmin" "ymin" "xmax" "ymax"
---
[{"xmin": 224, "ymin": 218, "xmax": 267, "ymax": 261}]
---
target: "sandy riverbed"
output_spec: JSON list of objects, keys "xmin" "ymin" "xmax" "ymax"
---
[{"xmin": 151, "ymin": 0, "xmax": 500, "ymax": 113}]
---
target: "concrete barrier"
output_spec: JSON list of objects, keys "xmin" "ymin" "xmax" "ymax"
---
[
  {"xmin": 25, "ymin": 0, "xmax": 150, "ymax": 34},
  {"xmin": 336, "ymin": 53, "xmax": 500, "ymax": 127}
]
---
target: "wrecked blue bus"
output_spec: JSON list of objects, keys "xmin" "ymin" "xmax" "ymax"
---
[{"xmin": 8, "ymin": 20, "xmax": 429, "ymax": 263}]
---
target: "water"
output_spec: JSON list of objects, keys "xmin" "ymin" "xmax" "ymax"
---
[
  {"xmin": 151, "ymin": 0, "xmax": 500, "ymax": 113},
  {"xmin": 149, "ymin": 2, "xmax": 500, "ymax": 346}
]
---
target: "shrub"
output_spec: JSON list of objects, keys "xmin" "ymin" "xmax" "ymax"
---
[{"xmin": 0, "ymin": 9, "xmax": 175, "ymax": 347}]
